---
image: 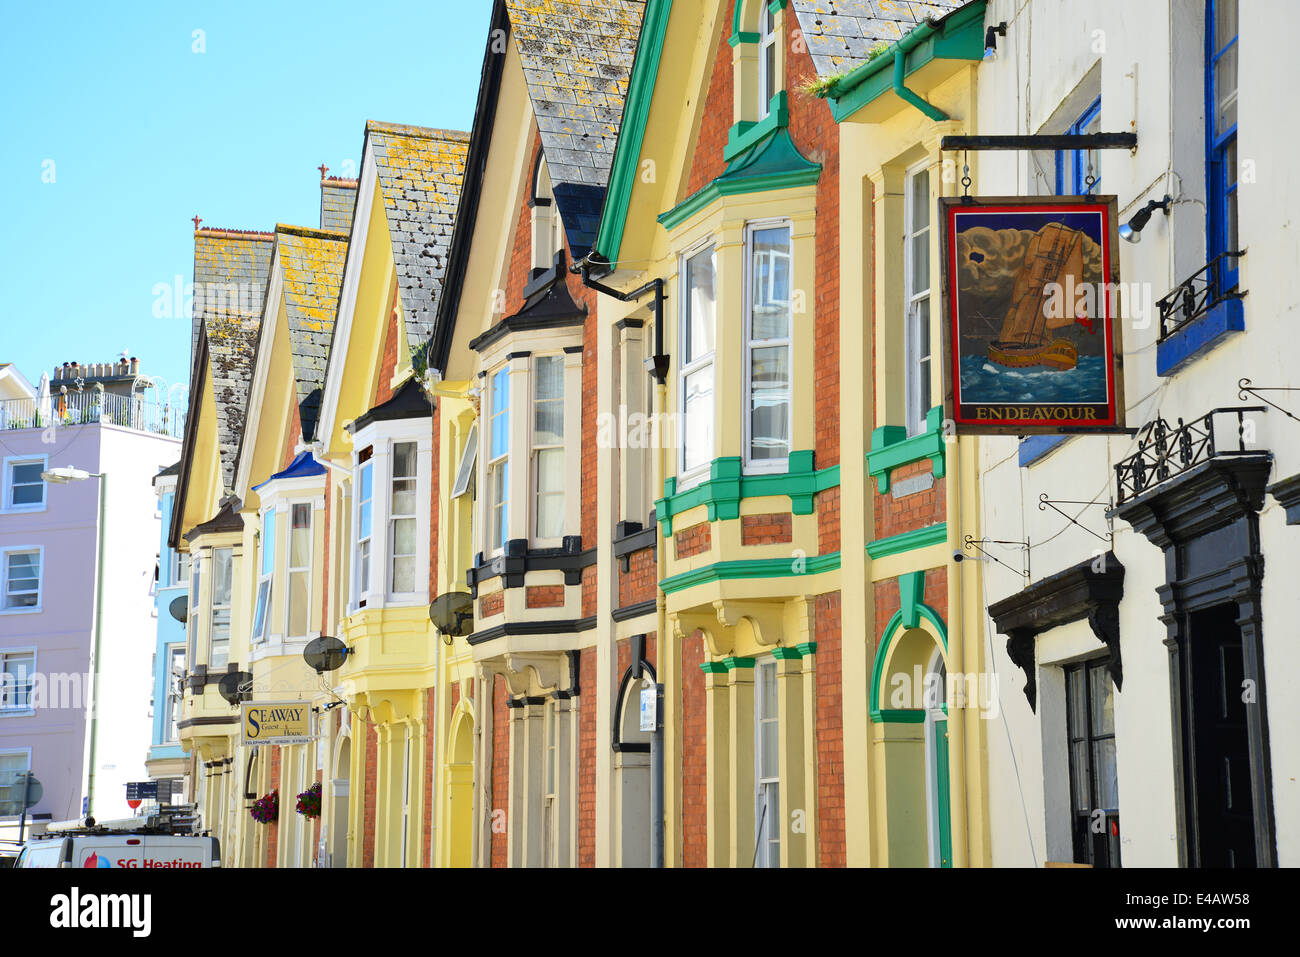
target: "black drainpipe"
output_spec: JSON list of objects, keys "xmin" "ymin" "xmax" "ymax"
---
[{"xmin": 572, "ymin": 253, "xmax": 668, "ymax": 384}]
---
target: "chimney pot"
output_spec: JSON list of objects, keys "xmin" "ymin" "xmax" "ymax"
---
[{"xmin": 130, "ymin": 358, "xmax": 139, "ymax": 374}]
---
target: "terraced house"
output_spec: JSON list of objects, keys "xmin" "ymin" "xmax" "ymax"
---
[{"xmin": 164, "ymin": 0, "xmax": 1298, "ymax": 869}]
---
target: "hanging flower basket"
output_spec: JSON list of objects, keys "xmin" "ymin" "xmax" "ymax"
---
[
  {"xmin": 295, "ymin": 781, "xmax": 322, "ymax": 819},
  {"xmin": 250, "ymin": 790, "xmax": 279, "ymax": 824}
]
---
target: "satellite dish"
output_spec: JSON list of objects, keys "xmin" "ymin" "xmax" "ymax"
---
[
  {"xmin": 169, "ymin": 595, "xmax": 188, "ymax": 623},
  {"xmin": 217, "ymin": 671, "xmax": 252, "ymax": 707},
  {"xmin": 303, "ymin": 636, "xmax": 349, "ymax": 674},
  {"xmin": 429, "ymin": 592, "xmax": 474, "ymax": 638}
]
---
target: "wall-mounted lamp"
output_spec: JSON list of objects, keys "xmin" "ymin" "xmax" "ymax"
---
[
  {"xmin": 984, "ymin": 22, "xmax": 1007, "ymax": 61},
  {"xmin": 1119, "ymin": 195, "xmax": 1172, "ymax": 244}
]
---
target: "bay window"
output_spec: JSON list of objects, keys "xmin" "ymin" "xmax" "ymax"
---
[
  {"xmin": 356, "ymin": 454, "xmax": 374, "ymax": 603},
  {"xmin": 754, "ymin": 658, "xmax": 780, "ymax": 867},
  {"xmin": 390, "ymin": 443, "xmax": 417, "ymax": 595},
  {"xmin": 253, "ymin": 510, "xmax": 273, "ymax": 642},
  {"xmin": 904, "ymin": 163, "xmax": 933, "ymax": 437},
  {"xmin": 287, "ymin": 503, "xmax": 312, "ymax": 636},
  {"xmin": 487, "ymin": 367, "xmax": 510, "ymax": 554},
  {"xmin": 746, "ymin": 223, "xmax": 792, "ymax": 469},
  {"xmin": 758, "ymin": 4, "xmax": 778, "ymax": 118},
  {"xmin": 532, "ymin": 356, "xmax": 565, "ymax": 540},
  {"xmin": 209, "ymin": 547, "xmax": 232, "ymax": 668},
  {"xmin": 680, "ymin": 245, "xmax": 717, "ymax": 479}
]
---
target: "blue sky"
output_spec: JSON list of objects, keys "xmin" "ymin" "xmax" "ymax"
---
[{"xmin": 0, "ymin": 0, "xmax": 491, "ymax": 400}]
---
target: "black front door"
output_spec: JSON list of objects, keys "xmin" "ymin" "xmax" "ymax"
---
[{"xmin": 1183, "ymin": 603, "xmax": 1256, "ymax": 867}]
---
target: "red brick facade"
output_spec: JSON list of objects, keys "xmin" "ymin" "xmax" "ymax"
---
[
  {"xmin": 814, "ymin": 591, "xmax": 845, "ymax": 866},
  {"xmin": 577, "ymin": 647, "xmax": 596, "ymax": 867},
  {"xmin": 680, "ymin": 631, "xmax": 707, "ymax": 868},
  {"xmin": 363, "ymin": 719, "xmax": 378, "ymax": 868},
  {"xmin": 478, "ymin": 590, "xmax": 504, "ymax": 618},
  {"xmin": 264, "ymin": 745, "xmax": 281, "ymax": 868},
  {"xmin": 617, "ymin": 543, "xmax": 657, "ymax": 608},
  {"xmin": 873, "ymin": 461, "xmax": 946, "ymax": 540},
  {"xmin": 674, "ymin": 521, "xmax": 711, "ymax": 559},
  {"xmin": 741, "ymin": 511, "xmax": 793, "ymax": 545},
  {"xmin": 491, "ymin": 674, "xmax": 510, "ymax": 868},
  {"xmin": 525, "ymin": 584, "xmax": 565, "ymax": 608}
]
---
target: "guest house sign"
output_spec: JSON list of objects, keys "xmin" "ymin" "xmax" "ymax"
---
[
  {"xmin": 939, "ymin": 196, "xmax": 1125, "ymax": 434},
  {"xmin": 241, "ymin": 700, "xmax": 315, "ymax": 746}
]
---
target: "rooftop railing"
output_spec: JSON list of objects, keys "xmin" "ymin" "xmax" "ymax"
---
[{"xmin": 0, "ymin": 391, "xmax": 184, "ymax": 438}]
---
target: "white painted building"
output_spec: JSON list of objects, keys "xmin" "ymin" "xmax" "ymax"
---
[
  {"xmin": 0, "ymin": 362, "xmax": 181, "ymax": 836},
  {"xmin": 970, "ymin": 0, "xmax": 1298, "ymax": 867}
]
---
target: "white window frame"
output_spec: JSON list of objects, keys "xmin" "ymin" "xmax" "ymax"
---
[
  {"xmin": 904, "ymin": 160, "xmax": 933, "ymax": 438},
  {"xmin": 349, "ymin": 427, "xmax": 431, "ymax": 613},
  {"xmin": 531, "ymin": 354, "xmax": 566, "ymax": 544},
  {"xmin": 0, "ymin": 546, "xmax": 43, "ymax": 614},
  {"xmin": 165, "ymin": 644, "xmax": 184, "ymax": 742},
  {"xmin": 757, "ymin": 3, "xmax": 778, "ymax": 120},
  {"xmin": 754, "ymin": 657, "xmax": 780, "ymax": 868},
  {"xmin": 486, "ymin": 366, "xmax": 511, "ymax": 557},
  {"xmin": 2, "ymin": 454, "xmax": 47, "ymax": 513},
  {"xmin": 208, "ymin": 546, "xmax": 233, "ymax": 669},
  {"xmin": 285, "ymin": 501, "xmax": 313, "ymax": 638},
  {"xmin": 743, "ymin": 219, "xmax": 794, "ymax": 473},
  {"xmin": 0, "ymin": 648, "xmax": 36, "ymax": 715},
  {"xmin": 354, "ymin": 456, "xmax": 374, "ymax": 607},
  {"xmin": 388, "ymin": 443, "xmax": 418, "ymax": 599},
  {"xmin": 450, "ymin": 423, "xmax": 478, "ymax": 499},
  {"xmin": 253, "ymin": 509, "xmax": 274, "ymax": 644},
  {"xmin": 678, "ymin": 242, "xmax": 718, "ymax": 488}
]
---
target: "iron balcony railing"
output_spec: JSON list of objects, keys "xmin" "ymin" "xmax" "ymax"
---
[
  {"xmin": 1114, "ymin": 406, "xmax": 1266, "ymax": 505},
  {"xmin": 0, "ymin": 392, "xmax": 184, "ymax": 438},
  {"xmin": 1157, "ymin": 250, "xmax": 1245, "ymax": 341}
]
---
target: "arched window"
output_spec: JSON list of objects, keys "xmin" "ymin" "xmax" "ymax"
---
[{"xmin": 731, "ymin": 0, "xmax": 788, "ymax": 127}]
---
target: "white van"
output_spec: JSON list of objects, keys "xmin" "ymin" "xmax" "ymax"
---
[{"xmin": 15, "ymin": 833, "xmax": 221, "ymax": 869}]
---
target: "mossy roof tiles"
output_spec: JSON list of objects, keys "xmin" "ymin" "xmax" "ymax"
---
[
  {"xmin": 366, "ymin": 122, "xmax": 470, "ymax": 351},
  {"xmin": 504, "ymin": 0, "xmax": 645, "ymax": 257},
  {"xmin": 791, "ymin": 0, "xmax": 965, "ymax": 78}
]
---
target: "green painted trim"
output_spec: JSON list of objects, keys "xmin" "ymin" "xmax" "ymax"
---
[
  {"xmin": 866, "ymin": 406, "xmax": 946, "ymax": 494},
  {"xmin": 658, "ymin": 126, "xmax": 820, "ymax": 231},
  {"xmin": 898, "ymin": 569, "xmax": 925, "ymax": 627},
  {"xmin": 872, "ymin": 708, "xmax": 926, "ymax": 724},
  {"xmin": 868, "ymin": 599, "xmax": 949, "ymax": 721},
  {"xmin": 771, "ymin": 646, "xmax": 802, "ymax": 660},
  {"xmin": 659, "ymin": 551, "xmax": 841, "ymax": 595},
  {"xmin": 591, "ymin": 0, "xmax": 672, "ymax": 264},
  {"xmin": 655, "ymin": 450, "xmax": 838, "ymax": 536},
  {"xmin": 824, "ymin": 0, "xmax": 986, "ymax": 123},
  {"xmin": 700, "ymin": 660, "xmax": 728, "ymax": 675},
  {"xmin": 723, "ymin": 656, "xmax": 756, "ymax": 670},
  {"xmin": 729, "ymin": 0, "xmax": 786, "ymax": 45},
  {"xmin": 795, "ymin": 641, "xmax": 817, "ymax": 657},
  {"xmin": 933, "ymin": 712, "xmax": 952, "ymax": 866},
  {"xmin": 724, "ymin": 92, "xmax": 788, "ymax": 161},
  {"xmin": 866, "ymin": 523, "xmax": 948, "ymax": 560}
]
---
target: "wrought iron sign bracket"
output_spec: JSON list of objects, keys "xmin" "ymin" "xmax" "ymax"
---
[
  {"xmin": 1038, "ymin": 492, "xmax": 1113, "ymax": 544},
  {"xmin": 964, "ymin": 535, "xmax": 1030, "ymax": 581},
  {"xmin": 1238, "ymin": 378, "xmax": 1300, "ymax": 424}
]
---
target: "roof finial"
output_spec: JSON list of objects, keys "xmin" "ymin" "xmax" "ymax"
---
[
  {"xmin": 191, "ymin": 215, "xmax": 202, "ymax": 230},
  {"xmin": 318, "ymin": 163, "xmax": 329, "ymax": 179}
]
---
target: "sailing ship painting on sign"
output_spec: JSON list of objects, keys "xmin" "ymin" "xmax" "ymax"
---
[{"xmin": 939, "ymin": 196, "xmax": 1124, "ymax": 434}]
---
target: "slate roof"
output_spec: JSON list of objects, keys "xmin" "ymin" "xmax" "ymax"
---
[
  {"xmin": 791, "ymin": 0, "xmax": 967, "ymax": 78},
  {"xmin": 192, "ymin": 228, "xmax": 275, "ymax": 490},
  {"xmin": 366, "ymin": 122, "xmax": 470, "ymax": 352},
  {"xmin": 275, "ymin": 224, "xmax": 348, "ymax": 443},
  {"xmin": 504, "ymin": 0, "xmax": 645, "ymax": 257}
]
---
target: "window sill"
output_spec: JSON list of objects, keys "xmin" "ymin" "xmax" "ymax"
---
[
  {"xmin": 0, "ymin": 605, "xmax": 42, "ymax": 616},
  {"xmin": 1156, "ymin": 296, "xmax": 1245, "ymax": 376},
  {"xmin": 0, "ymin": 505, "xmax": 46, "ymax": 516},
  {"xmin": 0, "ymin": 709, "xmax": 35, "ymax": 719},
  {"xmin": 656, "ymin": 450, "xmax": 838, "ymax": 536},
  {"xmin": 723, "ymin": 91, "xmax": 789, "ymax": 162},
  {"xmin": 866, "ymin": 406, "xmax": 946, "ymax": 494}
]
